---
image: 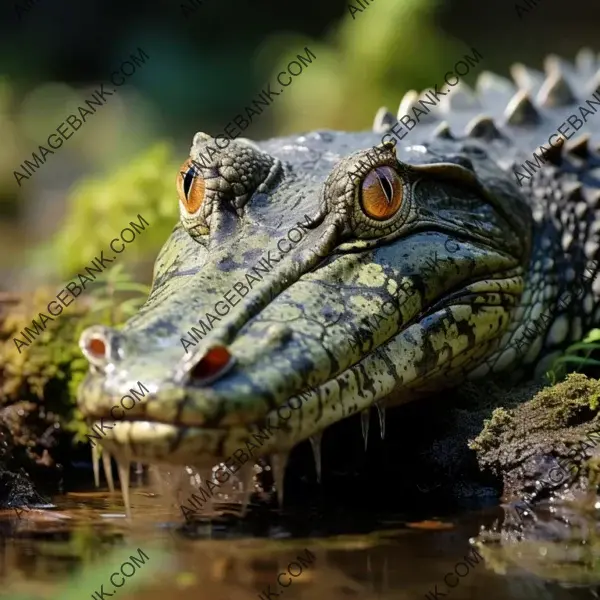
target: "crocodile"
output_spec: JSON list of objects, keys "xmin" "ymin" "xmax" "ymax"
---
[{"xmin": 76, "ymin": 49, "xmax": 600, "ymax": 507}]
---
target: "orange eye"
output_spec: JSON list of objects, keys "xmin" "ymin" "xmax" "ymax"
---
[
  {"xmin": 177, "ymin": 159, "xmax": 205, "ymax": 214},
  {"xmin": 360, "ymin": 166, "xmax": 403, "ymax": 220}
]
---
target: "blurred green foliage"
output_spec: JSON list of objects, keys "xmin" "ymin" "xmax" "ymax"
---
[
  {"xmin": 547, "ymin": 329, "xmax": 600, "ymax": 384},
  {"xmin": 268, "ymin": 0, "xmax": 464, "ymax": 134},
  {"xmin": 43, "ymin": 143, "xmax": 179, "ymax": 278}
]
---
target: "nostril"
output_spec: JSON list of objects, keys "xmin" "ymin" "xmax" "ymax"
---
[
  {"xmin": 190, "ymin": 345, "xmax": 234, "ymax": 384},
  {"xmin": 79, "ymin": 326, "xmax": 114, "ymax": 367},
  {"xmin": 87, "ymin": 336, "xmax": 107, "ymax": 359}
]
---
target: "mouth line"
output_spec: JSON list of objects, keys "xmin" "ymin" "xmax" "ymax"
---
[{"xmin": 89, "ymin": 268, "xmax": 519, "ymax": 442}]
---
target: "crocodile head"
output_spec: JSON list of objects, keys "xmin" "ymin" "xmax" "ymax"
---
[{"xmin": 77, "ymin": 127, "xmax": 532, "ymax": 468}]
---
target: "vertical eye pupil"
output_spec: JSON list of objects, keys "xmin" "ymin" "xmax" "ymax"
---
[
  {"xmin": 183, "ymin": 168, "xmax": 196, "ymax": 200},
  {"xmin": 360, "ymin": 165, "xmax": 403, "ymax": 221},
  {"xmin": 378, "ymin": 168, "xmax": 394, "ymax": 204}
]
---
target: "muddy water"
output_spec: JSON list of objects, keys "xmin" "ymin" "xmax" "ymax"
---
[{"xmin": 1, "ymin": 478, "xmax": 598, "ymax": 600}]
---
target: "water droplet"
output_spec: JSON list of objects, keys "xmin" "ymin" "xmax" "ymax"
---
[
  {"xmin": 238, "ymin": 463, "xmax": 255, "ymax": 516},
  {"xmin": 309, "ymin": 432, "xmax": 323, "ymax": 483},
  {"xmin": 361, "ymin": 409, "xmax": 370, "ymax": 451},
  {"xmin": 271, "ymin": 452, "xmax": 289, "ymax": 507},
  {"xmin": 92, "ymin": 445, "xmax": 100, "ymax": 488},
  {"xmin": 102, "ymin": 450, "xmax": 114, "ymax": 492},
  {"xmin": 116, "ymin": 459, "xmax": 131, "ymax": 519},
  {"xmin": 376, "ymin": 403, "xmax": 386, "ymax": 440}
]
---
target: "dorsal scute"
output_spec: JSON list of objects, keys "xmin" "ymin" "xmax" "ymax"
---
[
  {"xmin": 504, "ymin": 90, "xmax": 541, "ymax": 126},
  {"xmin": 566, "ymin": 134, "xmax": 590, "ymax": 160},
  {"xmin": 398, "ymin": 90, "xmax": 439, "ymax": 123},
  {"xmin": 432, "ymin": 121, "xmax": 454, "ymax": 139},
  {"xmin": 372, "ymin": 107, "xmax": 396, "ymax": 134},
  {"xmin": 536, "ymin": 72, "xmax": 576, "ymax": 108},
  {"xmin": 465, "ymin": 115, "xmax": 504, "ymax": 140}
]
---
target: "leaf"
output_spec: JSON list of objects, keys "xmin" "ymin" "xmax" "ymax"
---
[
  {"xmin": 564, "ymin": 342, "xmax": 600, "ymax": 354},
  {"xmin": 552, "ymin": 356, "xmax": 600, "ymax": 367},
  {"xmin": 583, "ymin": 329, "xmax": 600, "ymax": 344}
]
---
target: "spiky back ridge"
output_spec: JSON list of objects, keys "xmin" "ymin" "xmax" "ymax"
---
[
  {"xmin": 372, "ymin": 48, "xmax": 600, "ymax": 182},
  {"xmin": 372, "ymin": 48, "xmax": 600, "ymax": 379}
]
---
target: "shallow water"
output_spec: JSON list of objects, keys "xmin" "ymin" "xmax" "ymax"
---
[{"xmin": 1, "ymin": 476, "xmax": 598, "ymax": 600}]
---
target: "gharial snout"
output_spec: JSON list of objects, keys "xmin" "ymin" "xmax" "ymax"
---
[{"xmin": 78, "ymin": 323, "xmax": 238, "ymax": 424}]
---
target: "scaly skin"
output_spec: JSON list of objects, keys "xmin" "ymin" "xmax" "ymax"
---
[{"xmin": 77, "ymin": 50, "xmax": 600, "ymax": 469}]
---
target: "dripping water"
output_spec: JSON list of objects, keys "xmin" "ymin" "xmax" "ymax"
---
[
  {"xmin": 383, "ymin": 555, "xmax": 389, "ymax": 592},
  {"xmin": 134, "ymin": 462, "xmax": 144, "ymax": 484},
  {"xmin": 102, "ymin": 451, "xmax": 114, "ymax": 493},
  {"xmin": 309, "ymin": 432, "xmax": 323, "ymax": 483},
  {"xmin": 270, "ymin": 453, "xmax": 289, "ymax": 507},
  {"xmin": 92, "ymin": 445, "xmax": 100, "ymax": 488},
  {"xmin": 148, "ymin": 465, "xmax": 166, "ymax": 497},
  {"xmin": 116, "ymin": 459, "xmax": 131, "ymax": 518},
  {"xmin": 237, "ymin": 463, "xmax": 256, "ymax": 517},
  {"xmin": 361, "ymin": 408, "xmax": 370, "ymax": 451},
  {"xmin": 376, "ymin": 402, "xmax": 386, "ymax": 440}
]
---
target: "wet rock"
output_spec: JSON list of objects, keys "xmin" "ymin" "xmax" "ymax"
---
[{"xmin": 470, "ymin": 373, "xmax": 600, "ymax": 504}]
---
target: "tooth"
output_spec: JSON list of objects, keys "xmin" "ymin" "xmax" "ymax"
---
[
  {"xmin": 92, "ymin": 445, "xmax": 100, "ymax": 488},
  {"xmin": 116, "ymin": 459, "xmax": 131, "ymax": 518},
  {"xmin": 361, "ymin": 409, "xmax": 370, "ymax": 451},
  {"xmin": 102, "ymin": 451, "xmax": 114, "ymax": 493},
  {"xmin": 270, "ymin": 453, "xmax": 289, "ymax": 507},
  {"xmin": 308, "ymin": 432, "xmax": 323, "ymax": 483},
  {"xmin": 376, "ymin": 403, "xmax": 386, "ymax": 440}
]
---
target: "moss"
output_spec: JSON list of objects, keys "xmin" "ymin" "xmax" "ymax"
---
[
  {"xmin": 0, "ymin": 289, "xmax": 109, "ymax": 451},
  {"xmin": 526, "ymin": 373, "xmax": 600, "ymax": 429},
  {"xmin": 0, "ymin": 267, "xmax": 150, "ymax": 469},
  {"xmin": 471, "ymin": 373, "xmax": 600, "ymax": 457},
  {"xmin": 469, "ymin": 407, "xmax": 513, "ymax": 453},
  {"xmin": 470, "ymin": 373, "xmax": 600, "ymax": 500}
]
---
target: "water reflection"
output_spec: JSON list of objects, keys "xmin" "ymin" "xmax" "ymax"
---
[{"xmin": 0, "ymin": 486, "xmax": 598, "ymax": 600}]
